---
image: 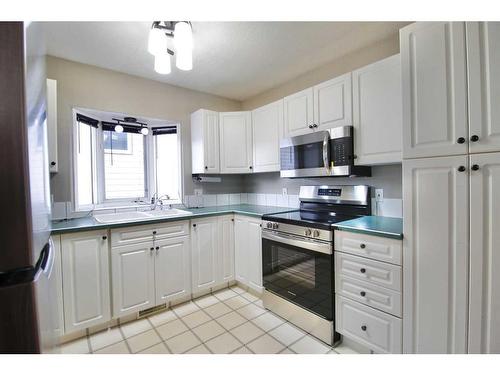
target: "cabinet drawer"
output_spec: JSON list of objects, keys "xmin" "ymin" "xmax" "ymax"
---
[
  {"xmin": 336, "ymin": 274, "xmax": 402, "ymax": 317},
  {"xmin": 336, "ymin": 295, "xmax": 402, "ymax": 354},
  {"xmin": 335, "ymin": 230, "xmax": 402, "ymax": 265},
  {"xmin": 111, "ymin": 221, "xmax": 190, "ymax": 247},
  {"xmin": 335, "ymin": 252, "xmax": 401, "ymax": 292},
  {"xmin": 154, "ymin": 220, "xmax": 190, "ymax": 241}
]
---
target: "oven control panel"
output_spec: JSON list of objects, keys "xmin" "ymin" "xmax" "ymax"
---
[{"xmin": 261, "ymin": 220, "xmax": 332, "ymax": 242}]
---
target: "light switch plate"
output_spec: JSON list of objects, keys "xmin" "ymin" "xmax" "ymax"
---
[
  {"xmin": 282, "ymin": 188, "xmax": 288, "ymax": 195},
  {"xmin": 194, "ymin": 189, "xmax": 203, "ymax": 196},
  {"xmin": 375, "ymin": 189, "xmax": 384, "ymax": 202}
]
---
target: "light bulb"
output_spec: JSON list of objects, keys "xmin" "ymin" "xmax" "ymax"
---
[
  {"xmin": 140, "ymin": 127, "xmax": 149, "ymax": 136},
  {"xmin": 174, "ymin": 22, "xmax": 193, "ymax": 71},
  {"xmin": 154, "ymin": 54, "xmax": 171, "ymax": 74},
  {"xmin": 114, "ymin": 124, "xmax": 124, "ymax": 133},
  {"xmin": 148, "ymin": 27, "xmax": 166, "ymax": 56}
]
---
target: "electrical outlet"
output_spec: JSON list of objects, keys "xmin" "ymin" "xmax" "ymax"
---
[
  {"xmin": 282, "ymin": 188, "xmax": 288, "ymax": 195},
  {"xmin": 375, "ymin": 189, "xmax": 384, "ymax": 202},
  {"xmin": 194, "ymin": 189, "xmax": 203, "ymax": 196}
]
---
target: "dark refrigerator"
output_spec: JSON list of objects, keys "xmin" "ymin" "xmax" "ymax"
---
[{"xmin": 0, "ymin": 22, "xmax": 61, "ymax": 353}]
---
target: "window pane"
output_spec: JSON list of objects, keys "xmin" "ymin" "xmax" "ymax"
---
[
  {"xmin": 104, "ymin": 132, "xmax": 146, "ymax": 199},
  {"xmin": 76, "ymin": 122, "xmax": 94, "ymax": 206},
  {"xmin": 104, "ymin": 131, "xmax": 129, "ymax": 152},
  {"xmin": 155, "ymin": 132, "xmax": 180, "ymax": 200}
]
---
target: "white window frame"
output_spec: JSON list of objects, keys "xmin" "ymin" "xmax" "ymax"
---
[{"xmin": 72, "ymin": 109, "xmax": 183, "ymax": 212}]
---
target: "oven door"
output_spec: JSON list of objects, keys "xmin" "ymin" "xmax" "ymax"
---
[
  {"xmin": 280, "ymin": 131, "xmax": 330, "ymax": 178},
  {"xmin": 261, "ymin": 230, "xmax": 333, "ymax": 320}
]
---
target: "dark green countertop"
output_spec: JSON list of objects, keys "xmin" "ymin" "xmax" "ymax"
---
[
  {"xmin": 51, "ymin": 204, "xmax": 294, "ymax": 235},
  {"xmin": 334, "ymin": 216, "xmax": 403, "ymax": 240}
]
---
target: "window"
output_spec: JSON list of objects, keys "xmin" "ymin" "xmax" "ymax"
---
[{"xmin": 73, "ymin": 110, "xmax": 182, "ymax": 210}]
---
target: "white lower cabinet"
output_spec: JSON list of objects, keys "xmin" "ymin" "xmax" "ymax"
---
[
  {"xmin": 218, "ymin": 215, "xmax": 235, "ymax": 283},
  {"xmin": 234, "ymin": 215, "xmax": 263, "ymax": 293},
  {"xmin": 191, "ymin": 218, "xmax": 219, "ymax": 293},
  {"xmin": 111, "ymin": 241, "xmax": 156, "ymax": 317},
  {"xmin": 60, "ymin": 230, "xmax": 111, "ymax": 333}
]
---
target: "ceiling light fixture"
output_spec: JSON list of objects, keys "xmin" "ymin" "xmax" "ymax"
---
[
  {"xmin": 114, "ymin": 124, "xmax": 124, "ymax": 133},
  {"xmin": 148, "ymin": 21, "xmax": 193, "ymax": 74}
]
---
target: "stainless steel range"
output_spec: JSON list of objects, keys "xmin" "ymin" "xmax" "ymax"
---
[{"xmin": 261, "ymin": 185, "xmax": 371, "ymax": 345}]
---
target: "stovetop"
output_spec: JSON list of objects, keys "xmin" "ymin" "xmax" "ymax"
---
[{"xmin": 262, "ymin": 210, "xmax": 361, "ymax": 231}]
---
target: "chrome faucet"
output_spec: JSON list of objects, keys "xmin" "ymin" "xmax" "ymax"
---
[{"xmin": 151, "ymin": 193, "xmax": 171, "ymax": 210}]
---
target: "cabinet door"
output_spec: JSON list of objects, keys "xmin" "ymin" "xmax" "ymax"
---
[
  {"xmin": 400, "ymin": 22, "xmax": 468, "ymax": 159},
  {"xmin": 51, "ymin": 235, "xmax": 65, "ymax": 338},
  {"xmin": 219, "ymin": 111, "xmax": 253, "ymax": 173},
  {"xmin": 403, "ymin": 155, "xmax": 468, "ymax": 353},
  {"xmin": 313, "ymin": 73, "xmax": 352, "ymax": 131},
  {"xmin": 353, "ymin": 55, "xmax": 402, "ymax": 165},
  {"xmin": 155, "ymin": 236, "xmax": 191, "ymax": 304},
  {"xmin": 468, "ymin": 152, "xmax": 500, "ymax": 353},
  {"xmin": 467, "ymin": 22, "xmax": 500, "ymax": 154},
  {"xmin": 111, "ymin": 242, "xmax": 155, "ymax": 317},
  {"xmin": 191, "ymin": 109, "xmax": 219, "ymax": 174},
  {"xmin": 252, "ymin": 100, "xmax": 283, "ymax": 172},
  {"xmin": 247, "ymin": 218, "xmax": 263, "ymax": 293},
  {"xmin": 61, "ymin": 231, "xmax": 110, "ymax": 333},
  {"xmin": 191, "ymin": 218, "xmax": 219, "ymax": 293},
  {"xmin": 283, "ymin": 87, "xmax": 314, "ymax": 137},
  {"xmin": 46, "ymin": 79, "xmax": 58, "ymax": 173},
  {"xmin": 234, "ymin": 216, "xmax": 249, "ymax": 284},
  {"xmin": 218, "ymin": 215, "xmax": 235, "ymax": 283}
]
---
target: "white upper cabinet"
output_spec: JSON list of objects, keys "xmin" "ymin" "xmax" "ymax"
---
[
  {"xmin": 191, "ymin": 218, "xmax": 219, "ymax": 293},
  {"xmin": 403, "ymin": 155, "xmax": 469, "ymax": 353},
  {"xmin": 283, "ymin": 87, "xmax": 314, "ymax": 137},
  {"xmin": 191, "ymin": 109, "xmax": 220, "ymax": 174},
  {"xmin": 313, "ymin": 72, "xmax": 352, "ymax": 131},
  {"xmin": 353, "ymin": 55, "xmax": 402, "ymax": 165},
  {"xmin": 466, "ymin": 22, "xmax": 500, "ymax": 154},
  {"xmin": 468, "ymin": 152, "xmax": 500, "ymax": 353},
  {"xmin": 219, "ymin": 111, "xmax": 253, "ymax": 173},
  {"xmin": 46, "ymin": 79, "xmax": 58, "ymax": 173},
  {"xmin": 154, "ymin": 236, "xmax": 191, "ymax": 305},
  {"xmin": 252, "ymin": 100, "xmax": 283, "ymax": 172},
  {"xmin": 61, "ymin": 231, "xmax": 111, "ymax": 333},
  {"xmin": 400, "ymin": 22, "xmax": 468, "ymax": 159}
]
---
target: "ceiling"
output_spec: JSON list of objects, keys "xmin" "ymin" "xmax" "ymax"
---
[{"xmin": 42, "ymin": 22, "xmax": 408, "ymax": 101}]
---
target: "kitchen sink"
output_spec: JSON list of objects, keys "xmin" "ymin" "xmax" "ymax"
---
[{"xmin": 94, "ymin": 209, "xmax": 192, "ymax": 223}]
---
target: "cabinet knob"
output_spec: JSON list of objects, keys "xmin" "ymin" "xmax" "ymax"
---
[
  {"xmin": 155, "ymin": 246, "xmax": 159, "ymax": 250},
  {"xmin": 472, "ymin": 164, "xmax": 480, "ymax": 171},
  {"xmin": 457, "ymin": 137, "xmax": 465, "ymax": 144},
  {"xmin": 249, "ymin": 166, "xmax": 253, "ymax": 170},
  {"xmin": 205, "ymin": 166, "xmax": 208, "ymax": 170},
  {"xmin": 361, "ymin": 325, "xmax": 367, "ymax": 331},
  {"xmin": 471, "ymin": 135, "xmax": 479, "ymax": 142},
  {"xmin": 50, "ymin": 161, "xmax": 56, "ymax": 166},
  {"xmin": 231, "ymin": 218, "xmax": 234, "ymax": 222},
  {"xmin": 360, "ymin": 268, "xmax": 366, "ymax": 274},
  {"xmin": 308, "ymin": 124, "xmax": 314, "ymax": 129},
  {"xmin": 102, "ymin": 235, "xmax": 107, "ymax": 240},
  {"xmin": 150, "ymin": 247, "xmax": 154, "ymax": 251},
  {"xmin": 313, "ymin": 124, "xmax": 318, "ymax": 128},
  {"xmin": 152, "ymin": 231, "xmax": 157, "ymax": 235},
  {"xmin": 193, "ymin": 223, "xmax": 197, "ymax": 227},
  {"xmin": 457, "ymin": 166, "xmax": 466, "ymax": 172},
  {"xmin": 360, "ymin": 243, "xmax": 366, "ymax": 249},
  {"xmin": 360, "ymin": 291, "xmax": 366, "ymax": 297}
]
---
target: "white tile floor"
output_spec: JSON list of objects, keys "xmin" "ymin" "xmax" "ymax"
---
[{"xmin": 58, "ymin": 286, "xmax": 357, "ymax": 354}]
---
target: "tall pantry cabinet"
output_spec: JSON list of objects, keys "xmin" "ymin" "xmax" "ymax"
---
[{"xmin": 401, "ymin": 21, "xmax": 500, "ymax": 354}]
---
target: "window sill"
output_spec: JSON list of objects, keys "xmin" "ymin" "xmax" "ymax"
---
[{"xmin": 75, "ymin": 200, "xmax": 183, "ymax": 214}]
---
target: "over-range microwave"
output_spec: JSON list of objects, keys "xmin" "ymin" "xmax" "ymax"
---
[{"xmin": 279, "ymin": 126, "xmax": 371, "ymax": 178}]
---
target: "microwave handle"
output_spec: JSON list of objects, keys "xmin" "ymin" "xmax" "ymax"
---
[{"xmin": 323, "ymin": 133, "xmax": 330, "ymax": 173}]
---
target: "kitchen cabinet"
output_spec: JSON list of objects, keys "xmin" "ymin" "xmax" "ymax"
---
[
  {"xmin": 191, "ymin": 109, "xmax": 220, "ymax": 174},
  {"xmin": 47, "ymin": 78, "xmax": 58, "ymax": 173},
  {"xmin": 466, "ymin": 22, "xmax": 500, "ymax": 154},
  {"xmin": 191, "ymin": 217, "xmax": 219, "ymax": 293},
  {"xmin": 402, "ymin": 155, "xmax": 469, "ymax": 353},
  {"xmin": 400, "ymin": 22, "xmax": 468, "ymax": 159},
  {"xmin": 252, "ymin": 100, "xmax": 283, "ymax": 172},
  {"xmin": 219, "ymin": 111, "xmax": 253, "ymax": 173},
  {"xmin": 352, "ymin": 55, "xmax": 402, "ymax": 165},
  {"xmin": 51, "ymin": 235, "xmax": 65, "ymax": 338},
  {"xmin": 283, "ymin": 87, "xmax": 314, "ymax": 137},
  {"xmin": 234, "ymin": 215, "xmax": 263, "ymax": 293},
  {"xmin": 468, "ymin": 152, "xmax": 500, "ymax": 353},
  {"xmin": 218, "ymin": 215, "xmax": 235, "ymax": 283},
  {"xmin": 61, "ymin": 230, "xmax": 111, "ymax": 333},
  {"xmin": 111, "ymin": 241, "xmax": 156, "ymax": 317},
  {"xmin": 155, "ymin": 236, "xmax": 191, "ymax": 305},
  {"xmin": 313, "ymin": 72, "xmax": 352, "ymax": 131}
]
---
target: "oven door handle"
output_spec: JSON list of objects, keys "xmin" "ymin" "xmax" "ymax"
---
[
  {"xmin": 323, "ymin": 132, "xmax": 330, "ymax": 174},
  {"xmin": 262, "ymin": 231, "xmax": 332, "ymax": 255}
]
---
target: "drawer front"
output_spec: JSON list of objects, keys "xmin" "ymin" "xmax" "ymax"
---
[
  {"xmin": 111, "ymin": 224, "xmax": 156, "ymax": 247},
  {"xmin": 335, "ymin": 230, "xmax": 402, "ymax": 265},
  {"xmin": 154, "ymin": 220, "xmax": 190, "ymax": 241},
  {"xmin": 335, "ymin": 252, "xmax": 401, "ymax": 292},
  {"xmin": 336, "ymin": 274, "xmax": 402, "ymax": 317},
  {"xmin": 336, "ymin": 295, "xmax": 402, "ymax": 354}
]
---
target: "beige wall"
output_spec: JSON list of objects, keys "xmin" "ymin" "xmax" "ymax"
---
[
  {"xmin": 241, "ymin": 35, "xmax": 400, "ymax": 110},
  {"xmin": 47, "ymin": 56, "xmax": 242, "ymax": 202}
]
